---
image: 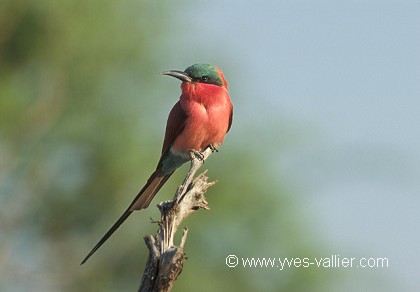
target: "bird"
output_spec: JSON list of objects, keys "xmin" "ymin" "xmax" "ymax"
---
[{"xmin": 81, "ymin": 64, "xmax": 233, "ymax": 264}]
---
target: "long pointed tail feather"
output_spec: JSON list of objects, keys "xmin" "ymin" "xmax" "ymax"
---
[
  {"xmin": 80, "ymin": 208, "xmax": 132, "ymax": 265},
  {"xmin": 80, "ymin": 170, "xmax": 173, "ymax": 265}
]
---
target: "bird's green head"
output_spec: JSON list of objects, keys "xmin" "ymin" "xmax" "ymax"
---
[
  {"xmin": 162, "ymin": 63, "xmax": 226, "ymax": 87},
  {"xmin": 184, "ymin": 64, "xmax": 223, "ymax": 86}
]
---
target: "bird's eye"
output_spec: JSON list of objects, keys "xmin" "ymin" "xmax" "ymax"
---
[{"xmin": 201, "ymin": 76, "xmax": 209, "ymax": 82}]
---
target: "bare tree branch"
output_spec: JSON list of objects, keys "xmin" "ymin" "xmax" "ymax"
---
[{"xmin": 139, "ymin": 148, "xmax": 216, "ymax": 292}]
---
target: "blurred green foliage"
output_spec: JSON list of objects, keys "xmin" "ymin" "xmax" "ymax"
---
[{"xmin": 0, "ymin": 1, "xmax": 329, "ymax": 291}]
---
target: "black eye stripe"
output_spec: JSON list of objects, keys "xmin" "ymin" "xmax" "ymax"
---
[{"xmin": 192, "ymin": 75, "xmax": 222, "ymax": 86}]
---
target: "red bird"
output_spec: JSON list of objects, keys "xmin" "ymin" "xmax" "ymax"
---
[{"xmin": 81, "ymin": 64, "xmax": 233, "ymax": 264}]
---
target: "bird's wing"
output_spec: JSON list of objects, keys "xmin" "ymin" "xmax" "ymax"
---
[
  {"xmin": 128, "ymin": 101, "xmax": 188, "ymax": 211},
  {"xmin": 129, "ymin": 101, "xmax": 188, "ymax": 210},
  {"xmin": 227, "ymin": 106, "xmax": 233, "ymax": 133},
  {"xmin": 160, "ymin": 101, "xmax": 188, "ymax": 156}
]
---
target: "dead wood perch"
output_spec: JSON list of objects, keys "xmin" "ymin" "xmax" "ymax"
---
[{"xmin": 139, "ymin": 147, "xmax": 216, "ymax": 292}]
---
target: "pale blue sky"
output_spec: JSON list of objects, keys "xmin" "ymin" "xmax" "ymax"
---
[{"xmin": 164, "ymin": 0, "xmax": 420, "ymax": 290}]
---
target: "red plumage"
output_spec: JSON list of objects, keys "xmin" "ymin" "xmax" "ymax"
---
[{"xmin": 172, "ymin": 78, "xmax": 232, "ymax": 152}]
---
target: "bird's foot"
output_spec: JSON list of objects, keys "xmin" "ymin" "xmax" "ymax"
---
[
  {"xmin": 189, "ymin": 149, "xmax": 205, "ymax": 161},
  {"xmin": 209, "ymin": 144, "xmax": 219, "ymax": 153}
]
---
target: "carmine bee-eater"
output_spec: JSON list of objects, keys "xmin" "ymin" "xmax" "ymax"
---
[{"xmin": 81, "ymin": 64, "xmax": 233, "ymax": 264}]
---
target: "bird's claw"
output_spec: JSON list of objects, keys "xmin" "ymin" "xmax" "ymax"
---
[
  {"xmin": 209, "ymin": 145, "xmax": 219, "ymax": 153},
  {"xmin": 189, "ymin": 149, "xmax": 205, "ymax": 161}
]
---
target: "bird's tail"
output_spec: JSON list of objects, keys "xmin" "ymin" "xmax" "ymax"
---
[{"xmin": 80, "ymin": 170, "xmax": 173, "ymax": 265}]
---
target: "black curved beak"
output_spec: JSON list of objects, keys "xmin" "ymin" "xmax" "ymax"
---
[{"xmin": 161, "ymin": 70, "xmax": 193, "ymax": 82}]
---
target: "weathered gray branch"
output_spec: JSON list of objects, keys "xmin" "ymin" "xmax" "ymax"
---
[{"xmin": 139, "ymin": 147, "xmax": 216, "ymax": 292}]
